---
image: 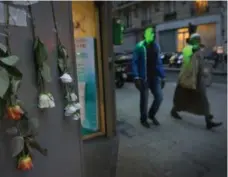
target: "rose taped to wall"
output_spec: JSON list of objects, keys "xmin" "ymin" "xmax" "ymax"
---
[
  {"xmin": 57, "ymin": 42, "xmax": 81, "ymax": 121},
  {"xmin": 33, "ymin": 37, "xmax": 55, "ymax": 109},
  {"xmin": 0, "ymin": 42, "xmax": 47, "ymax": 171}
]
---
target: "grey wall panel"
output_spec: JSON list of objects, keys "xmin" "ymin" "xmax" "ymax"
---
[
  {"xmin": 122, "ymin": 33, "xmax": 136, "ymax": 52},
  {"xmin": 0, "ymin": 2, "xmax": 83, "ymax": 177},
  {"xmin": 159, "ymin": 29, "xmax": 177, "ymax": 52},
  {"xmin": 114, "ymin": 33, "xmax": 136, "ymax": 53}
]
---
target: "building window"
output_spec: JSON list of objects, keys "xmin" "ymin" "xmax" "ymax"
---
[
  {"xmin": 194, "ymin": 0, "xmax": 208, "ymax": 14},
  {"xmin": 142, "ymin": 6, "xmax": 152, "ymax": 21},
  {"xmin": 133, "ymin": 8, "xmax": 138, "ymax": 18},
  {"xmin": 177, "ymin": 28, "xmax": 189, "ymax": 52},
  {"xmin": 164, "ymin": 1, "xmax": 176, "ymax": 14},
  {"xmin": 147, "ymin": 6, "xmax": 152, "ymax": 20},
  {"xmin": 123, "ymin": 11, "xmax": 132, "ymax": 28},
  {"xmin": 154, "ymin": 2, "xmax": 160, "ymax": 12}
]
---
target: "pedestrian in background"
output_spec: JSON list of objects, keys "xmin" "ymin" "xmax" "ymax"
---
[
  {"xmin": 170, "ymin": 32, "xmax": 222, "ymax": 130},
  {"xmin": 211, "ymin": 46, "xmax": 219, "ymax": 69},
  {"xmin": 132, "ymin": 26, "xmax": 165, "ymax": 128}
]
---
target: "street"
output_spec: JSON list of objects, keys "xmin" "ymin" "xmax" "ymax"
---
[
  {"xmin": 115, "ymin": 79, "xmax": 227, "ymax": 177},
  {"xmin": 164, "ymin": 68, "xmax": 227, "ymax": 84}
]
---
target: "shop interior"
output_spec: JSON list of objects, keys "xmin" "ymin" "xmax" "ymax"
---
[{"xmin": 72, "ymin": 1, "xmax": 106, "ymax": 139}]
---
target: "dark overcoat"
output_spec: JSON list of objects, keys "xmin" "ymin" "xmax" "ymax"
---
[{"xmin": 173, "ymin": 49, "xmax": 210, "ymax": 115}]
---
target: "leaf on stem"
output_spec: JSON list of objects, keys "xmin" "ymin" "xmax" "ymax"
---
[
  {"xmin": 0, "ymin": 55, "xmax": 19, "ymax": 66},
  {"xmin": 18, "ymin": 117, "xmax": 29, "ymax": 136},
  {"xmin": 0, "ymin": 68, "xmax": 10, "ymax": 98},
  {"xmin": 58, "ymin": 58, "xmax": 65, "ymax": 73},
  {"xmin": 25, "ymin": 142, "xmax": 33, "ymax": 157},
  {"xmin": 34, "ymin": 37, "xmax": 48, "ymax": 65},
  {"xmin": 11, "ymin": 136, "xmax": 24, "ymax": 157},
  {"xmin": 57, "ymin": 44, "xmax": 67, "ymax": 58},
  {"xmin": 11, "ymin": 79, "xmax": 21, "ymax": 94},
  {"xmin": 41, "ymin": 62, "xmax": 52, "ymax": 82},
  {"xmin": 28, "ymin": 117, "xmax": 39, "ymax": 135},
  {"xmin": 26, "ymin": 137, "xmax": 48, "ymax": 156},
  {"xmin": 0, "ymin": 43, "xmax": 7, "ymax": 53},
  {"xmin": 0, "ymin": 99, "xmax": 6, "ymax": 121},
  {"xmin": 57, "ymin": 44, "xmax": 68, "ymax": 73},
  {"xmin": 0, "ymin": 62, "xmax": 22, "ymax": 79},
  {"xmin": 34, "ymin": 37, "xmax": 39, "ymax": 50}
]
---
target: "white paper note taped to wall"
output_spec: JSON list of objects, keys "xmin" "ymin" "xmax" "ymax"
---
[
  {"xmin": 9, "ymin": 6, "xmax": 27, "ymax": 27},
  {"xmin": 0, "ymin": 3, "xmax": 5, "ymax": 24},
  {"xmin": 12, "ymin": 1, "xmax": 39, "ymax": 6}
]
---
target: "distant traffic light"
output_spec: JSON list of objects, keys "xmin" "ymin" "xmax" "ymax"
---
[{"xmin": 112, "ymin": 18, "xmax": 124, "ymax": 45}]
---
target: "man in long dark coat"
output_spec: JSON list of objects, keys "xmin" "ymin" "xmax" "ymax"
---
[{"xmin": 170, "ymin": 33, "xmax": 222, "ymax": 130}]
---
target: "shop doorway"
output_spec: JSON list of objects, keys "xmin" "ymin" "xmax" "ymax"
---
[{"xmin": 72, "ymin": 2, "xmax": 106, "ymax": 139}]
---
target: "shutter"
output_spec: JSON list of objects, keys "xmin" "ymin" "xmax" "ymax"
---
[{"xmin": 159, "ymin": 29, "xmax": 177, "ymax": 52}]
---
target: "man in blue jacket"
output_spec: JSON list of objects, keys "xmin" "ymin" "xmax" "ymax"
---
[{"xmin": 132, "ymin": 27, "xmax": 165, "ymax": 128}]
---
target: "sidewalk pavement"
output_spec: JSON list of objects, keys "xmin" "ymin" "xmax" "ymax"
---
[
  {"xmin": 164, "ymin": 67, "xmax": 227, "ymax": 75},
  {"xmin": 115, "ymin": 82, "xmax": 227, "ymax": 177}
]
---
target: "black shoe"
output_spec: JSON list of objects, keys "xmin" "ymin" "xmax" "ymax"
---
[
  {"xmin": 206, "ymin": 121, "xmax": 222, "ymax": 130},
  {"xmin": 140, "ymin": 120, "xmax": 150, "ymax": 128},
  {"xmin": 148, "ymin": 117, "xmax": 160, "ymax": 126},
  {"xmin": 171, "ymin": 109, "xmax": 182, "ymax": 120}
]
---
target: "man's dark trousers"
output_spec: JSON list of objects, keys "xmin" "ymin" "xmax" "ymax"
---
[{"xmin": 139, "ymin": 77, "xmax": 163, "ymax": 122}]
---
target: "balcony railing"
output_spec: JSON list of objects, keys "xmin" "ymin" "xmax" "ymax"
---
[
  {"xmin": 118, "ymin": 1, "xmax": 133, "ymax": 6},
  {"xmin": 163, "ymin": 12, "xmax": 177, "ymax": 21},
  {"xmin": 112, "ymin": 1, "xmax": 140, "ymax": 12},
  {"xmin": 141, "ymin": 19, "xmax": 152, "ymax": 27},
  {"xmin": 125, "ymin": 24, "xmax": 133, "ymax": 29}
]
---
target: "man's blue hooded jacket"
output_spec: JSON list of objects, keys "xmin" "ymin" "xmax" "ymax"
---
[{"xmin": 131, "ymin": 40, "xmax": 165, "ymax": 81}]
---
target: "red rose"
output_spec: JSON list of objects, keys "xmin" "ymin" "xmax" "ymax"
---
[
  {"xmin": 7, "ymin": 105, "xmax": 24, "ymax": 120},
  {"xmin": 17, "ymin": 155, "xmax": 33, "ymax": 171}
]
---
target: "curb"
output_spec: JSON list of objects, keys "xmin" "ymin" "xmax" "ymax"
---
[{"xmin": 164, "ymin": 67, "xmax": 227, "ymax": 76}]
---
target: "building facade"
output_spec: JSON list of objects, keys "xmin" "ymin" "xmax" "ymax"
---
[
  {"xmin": 112, "ymin": 1, "xmax": 227, "ymax": 54},
  {"xmin": 0, "ymin": 1, "xmax": 117, "ymax": 177}
]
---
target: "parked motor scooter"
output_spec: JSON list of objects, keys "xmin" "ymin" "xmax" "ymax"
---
[
  {"xmin": 115, "ymin": 64, "xmax": 127, "ymax": 88},
  {"xmin": 160, "ymin": 53, "xmax": 165, "ymax": 60},
  {"xmin": 168, "ymin": 53, "xmax": 178, "ymax": 67},
  {"xmin": 176, "ymin": 53, "xmax": 183, "ymax": 68},
  {"xmin": 160, "ymin": 52, "xmax": 171, "ymax": 65}
]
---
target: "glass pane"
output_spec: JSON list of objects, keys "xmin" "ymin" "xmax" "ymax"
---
[
  {"xmin": 73, "ymin": 1, "xmax": 103, "ymax": 137},
  {"xmin": 184, "ymin": 32, "xmax": 189, "ymax": 39},
  {"xmin": 178, "ymin": 33, "xmax": 184, "ymax": 41},
  {"xmin": 178, "ymin": 28, "xmax": 188, "ymax": 33},
  {"xmin": 177, "ymin": 40, "xmax": 183, "ymax": 52},
  {"xmin": 177, "ymin": 44, "xmax": 183, "ymax": 52}
]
